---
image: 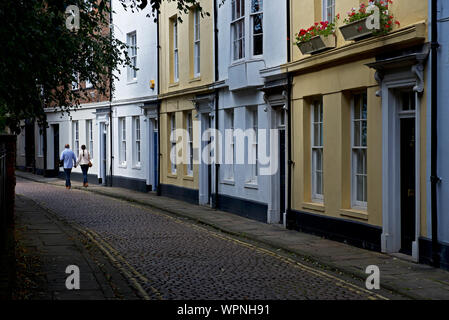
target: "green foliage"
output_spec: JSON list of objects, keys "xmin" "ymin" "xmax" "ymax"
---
[{"xmin": 0, "ymin": 0, "xmax": 210, "ymax": 134}]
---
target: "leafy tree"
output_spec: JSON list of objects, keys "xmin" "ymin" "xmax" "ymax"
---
[{"xmin": 0, "ymin": 0, "xmax": 206, "ymax": 133}]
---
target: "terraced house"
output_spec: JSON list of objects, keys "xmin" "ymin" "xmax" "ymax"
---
[
  {"xmin": 15, "ymin": 0, "xmax": 449, "ymax": 271},
  {"xmin": 284, "ymin": 0, "xmax": 432, "ymax": 263},
  {"xmin": 158, "ymin": 0, "xmax": 216, "ymax": 203}
]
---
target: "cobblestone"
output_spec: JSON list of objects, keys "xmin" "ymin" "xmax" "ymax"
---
[{"xmin": 16, "ymin": 178, "xmax": 404, "ymax": 300}]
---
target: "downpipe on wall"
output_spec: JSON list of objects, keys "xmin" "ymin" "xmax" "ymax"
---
[{"xmin": 430, "ymin": 0, "xmax": 441, "ymax": 268}]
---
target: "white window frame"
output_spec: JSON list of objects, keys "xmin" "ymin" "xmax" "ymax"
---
[
  {"xmin": 193, "ymin": 8, "xmax": 201, "ymax": 78},
  {"xmin": 170, "ymin": 113, "xmax": 177, "ymax": 174},
  {"xmin": 311, "ymin": 100, "xmax": 324, "ymax": 202},
  {"xmin": 231, "ymin": 0, "xmax": 245, "ymax": 62},
  {"xmin": 322, "ymin": 0, "xmax": 336, "ymax": 22},
  {"xmin": 37, "ymin": 127, "xmax": 44, "ymax": 157},
  {"xmin": 173, "ymin": 21, "xmax": 179, "ymax": 82},
  {"xmin": 120, "ymin": 117, "xmax": 127, "ymax": 165},
  {"xmin": 246, "ymin": 107, "xmax": 258, "ymax": 184},
  {"xmin": 351, "ymin": 93, "xmax": 368, "ymax": 209},
  {"xmin": 225, "ymin": 109, "xmax": 235, "ymax": 180},
  {"xmin": 127, "ymin": 32, "xmax": 137, "ymax": 82},
  {"xmin": 72, "ymin": 121, "xmax": 79, "ymax": 154},
  {"xmin": 186, "ymin": 112, "xmax": 194, "ymax": 176},
  {"xmin": 250, "ymin": 0, "xmax": 263, "ymax": 57},
  {"xmin": 86, "ymin": 120, "xmax": 94, "ymax": 159},
  {"xmin": 134, "ymin": 117, "xmax": 141, "ymax": 167}
]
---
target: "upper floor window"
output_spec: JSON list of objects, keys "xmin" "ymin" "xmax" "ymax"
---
[
  {"xmin": 251, "ymin": 0, "xmax": 263, "ymax": 56},
  {"xmin": 323, "ymin": 0, "xmax": 336, "ymax": 22},
  {"xmin": 231, "ymin": 0, "xmax": 245, "ymax": 61},
  {"xmin": 127, "ymin": 32, "xmax": 137, "ymax": 81},
  {"xmin": 311, "ymin": 100, "xmax": 324, "ymax": 202},
  {"xmin": 193, "ymin": 8, "xmax": 201, "ymax": 77},
  {"xmin": 173, "ymin": 20, "xmax": 179, "ymax": 82},
  {"xmin": 352, "ymin": 93, "xmax": 368, "ymax": 208}
]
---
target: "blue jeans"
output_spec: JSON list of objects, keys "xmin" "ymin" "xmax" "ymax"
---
[
  {"xmin": 81, "ymin": 165, "xmax": 89, "ymax": 184},
  {"xmin": 64, "ymin": 168, "xmax": 72, "ymax": 187}
]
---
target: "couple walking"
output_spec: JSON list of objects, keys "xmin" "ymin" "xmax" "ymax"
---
[{"xmin": 60, "ymin": 144, "xmax": 92, "ymax": 189}]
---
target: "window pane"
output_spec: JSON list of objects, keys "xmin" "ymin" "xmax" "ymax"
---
[
  {"xmin": 253, "ymin": 15, "xmax": 263, "ymax": 55},
  {"xmin": 354, "ymin": 121, "xmax": 361, "ymax": 146},
  {"xmin": 316, "ymin": 149, "xmax": 322, "ymax": 171},
  {"xmin": 252, "ymin": 0, "xmax": 262, "ymax": 12},
  {"xmin": 357, "ymin": 175, "xmax": 364, "ymax": 202},
  {"xmin": 362, "ymin": 120, "xmax": 367, "ymax": 147},
  {"xmin": 316, "ymin": 172, "xmax": 322, "ymax": 195}
]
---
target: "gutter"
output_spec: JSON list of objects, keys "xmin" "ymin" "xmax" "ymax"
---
[{"xmin": 430, "ymin": 0, "xmax": 440, "ymax": 267}]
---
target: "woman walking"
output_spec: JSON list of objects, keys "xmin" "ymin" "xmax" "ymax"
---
[{"xmin": 77, "ymin": 145, "xmax": 92, "ymax": 187}]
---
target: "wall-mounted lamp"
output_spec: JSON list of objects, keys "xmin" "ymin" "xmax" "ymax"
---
[{"xmin": 150, "ymin": 80, "xmax": 155, "ymax": 90}]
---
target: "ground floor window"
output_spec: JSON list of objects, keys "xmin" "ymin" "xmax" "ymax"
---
[
  {"xmin": 351, "ymin": 93, "xmax": 368, "ymax": 208},
  {"xmin": 311, "ymin": 100, "xmax": 323, "ymax": 202}
]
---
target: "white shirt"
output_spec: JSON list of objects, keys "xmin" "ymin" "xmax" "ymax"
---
[{"xmin": 77, "ymin": 150, "xmax": 91, "ymax": 165}]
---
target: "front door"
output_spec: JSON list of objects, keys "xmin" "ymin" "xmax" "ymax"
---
[
  {"xmin": 153, "ymin": 119, "xmax": 159, "ymax": 192},
  {"xmin": 25, "ymin": 120, "xmax": 35, "ymax": 170},
  {"xmin": 279, "ymin": 128, "xmax": 286, "ymax": 224},
  {"xmin": 99, "ymin": 122, "xmax": 107, "ymax": 185},
  {"xmin": 53, "ymin": 124, "xmax": 59, "ymax": 176},
  {"xmin": 400, "ymin": 117, "xmax": 416, "ymax": 255}
]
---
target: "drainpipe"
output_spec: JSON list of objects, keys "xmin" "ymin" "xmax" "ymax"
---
[
  {"xmin": 430, "ymin": 0, "xmax": 440, "ymax": 268},
  {"xmin": 286, "ymin": 0, "xmax": 293, "ymax": 226},
  {"xmin": 213, "ymin": 0, "xmax": 219, "ymax": 209},
  {"xmin": 286, "ymin": 0, "xmax": 291, "ymax": 63},
  {"xmin": 157, "ymin": 10, "xmax": 162, "ymax": 197},
  {"xmin": 109, "ymin": 0, "xmax": 114, "ymax": 187}
]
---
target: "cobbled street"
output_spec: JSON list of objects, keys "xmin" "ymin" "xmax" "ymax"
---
[{"xmin": 15, "ymin": 178, "xmax": 405, "ymax": 300}]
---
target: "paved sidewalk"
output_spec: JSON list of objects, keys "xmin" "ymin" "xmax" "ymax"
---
[
  {"xmin": 16, "ymin": 171, "xmax": 449, "ymax": 300},
  {"xmin": 12, "ymin": 194, "xmax": 140, "ymax": 300}
]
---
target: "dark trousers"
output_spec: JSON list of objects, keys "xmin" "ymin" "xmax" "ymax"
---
[
  {"xmin": 64, "ymin": 168, "xmax": 72, "ymax": 187},
  {"xmin": 81, "ymin": 165, "xmax": 89, "ymax": 184}
]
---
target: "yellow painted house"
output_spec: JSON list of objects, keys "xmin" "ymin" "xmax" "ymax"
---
[
  {"xmin": 283, "ymin": 0, "xmax": 429, "ymax": 261},
  {"xmin": 158, "ymin": 0, "xmax": 215, "ymax": 203}
]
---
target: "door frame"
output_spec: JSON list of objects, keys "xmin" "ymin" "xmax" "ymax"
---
[
  {"xmin": 381, "ymin": 77, "xmax": 421, "ymax": 261},
  {"xmin": 145, "ymin": 105, "xmax": 159, "ymax": 191},
  {"xmin": 195, "ymin": 94, "xmax": 215, "ymax": 206},
  {"xmin": 267, "ymin": 105, "xmax": 288, "ymax": 225}
]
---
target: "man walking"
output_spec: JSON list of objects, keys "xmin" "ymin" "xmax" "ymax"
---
[{"xmin": 60, "ymin": 144, "xmax": 77, "ymax": 189}]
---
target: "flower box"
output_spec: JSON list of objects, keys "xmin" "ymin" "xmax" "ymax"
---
[
  {"xmin": 297, "ymin": 35, "xmax": 336, "ymax": 55},
  {"xmin": 339, "ymin": 17, "xmax": 380, "ymax": 41}
]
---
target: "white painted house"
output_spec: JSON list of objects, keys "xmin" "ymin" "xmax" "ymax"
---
[
  {"xmin": 214, "ymin": 0, "xmax": 288, "ymax": 224},
  {"xmin": 110, "ymin": 0, "xmax": 159, "ymax": 192}
]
